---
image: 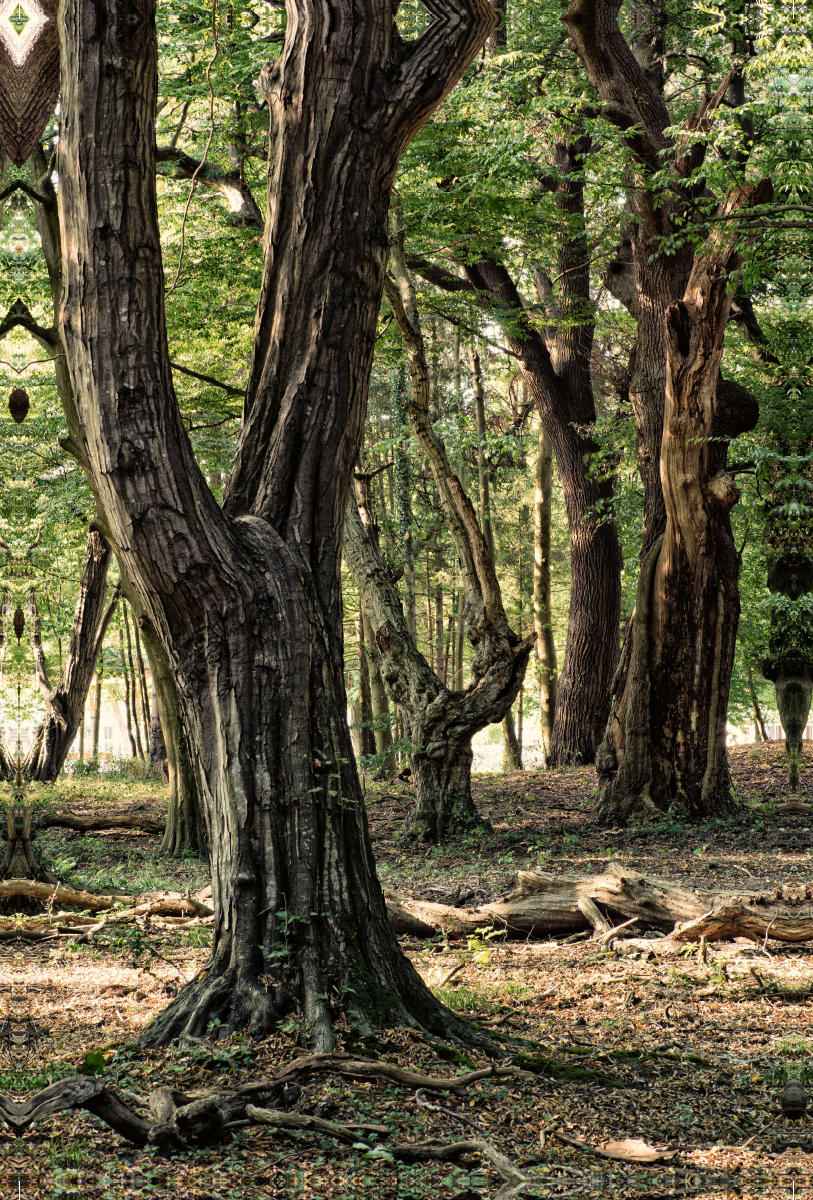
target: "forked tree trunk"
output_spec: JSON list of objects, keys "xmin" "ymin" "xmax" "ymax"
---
[
  {"xmin": 58, "ymin": 0, "xmax": 496, "ymax": 1047},
  {"xmin": 595, "ymin": 181, "xmax": 772, "ymax": 823},
  {"xmin": 24, "ymin": 532, "xmax": 119, "ymax": 781},
  {"xmin": 346, "ymin": 493, "xmax": 516, "ymax": 840}
]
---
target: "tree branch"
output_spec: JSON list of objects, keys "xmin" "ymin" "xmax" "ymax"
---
[
  {"xmin": 156, "ymin": 146, "xmax": 264, "ymax": 229},
  {"xmin": 169, "ymin": 360, "xmax": 245, "ymax": 397}
]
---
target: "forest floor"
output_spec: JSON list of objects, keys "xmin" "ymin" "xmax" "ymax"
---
[{"xmin": 1, "ymin": 742, "xmax": 812, "ymax": 1200}]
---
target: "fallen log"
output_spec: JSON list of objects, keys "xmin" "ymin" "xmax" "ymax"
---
[
  {"xmin": 39, "ymin": 812, "xmax": 166, "ymax": 835},
  {"xmin": 0, "ymin": 878, "xmax": 214, "ymax": 916},
  {"xmin": 385, "ymin": 864, "xmax": 813, "ymax": 945}
]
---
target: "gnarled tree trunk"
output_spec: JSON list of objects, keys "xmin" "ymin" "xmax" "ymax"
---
[
  {"xmin": 57, "ymin": 0, "xmax": 496, "ymax": 1047},
  {"xmin": 24, "ymin": 531, "xmax": 119, "ymax": 781},
  {"xmin": 595, "ymin": 182, "xmax": 771, "ymax": 822},
  {"xmin": 344, "ymin": 239, "xmax": 531, "ymax": 842}
]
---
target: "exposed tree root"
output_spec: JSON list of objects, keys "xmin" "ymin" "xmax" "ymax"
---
[
  {"xmin": 384, "ymin": 864, "xmax": 813, "ymax": 947},
  {"xmin": 273, "ymin": 1053, "xmax": 534, "ymax": 1091},
  {"xmin": 0, "ymin": 1063, "xmax": 533, "ymax": 1198}
]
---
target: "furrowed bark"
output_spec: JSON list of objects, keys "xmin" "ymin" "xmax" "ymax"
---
[
  {"xmin": 58, "ymin": 0, "xmax": 497, "ymax": 1049},
  {"xmin": 24, "ymin": 533, "xmax": 119, "ymax": 782}
]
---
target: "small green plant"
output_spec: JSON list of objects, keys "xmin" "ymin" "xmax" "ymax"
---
[{"xmin": 466, "ymin": 924, "xmax": 503, "ymax": 969}]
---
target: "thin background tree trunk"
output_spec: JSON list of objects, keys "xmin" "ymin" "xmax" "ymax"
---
[{"xmin": 534, "ymin": 417, "xmax": 558, "ymax": 761}]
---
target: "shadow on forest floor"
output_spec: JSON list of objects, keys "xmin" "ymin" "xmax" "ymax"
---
[{"xmin": 0, "ymin": 741, "xmax": 811, "ymax": 1198}]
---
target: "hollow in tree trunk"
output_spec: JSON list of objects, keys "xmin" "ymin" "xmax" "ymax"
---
[{"xmin": 57, "ymin": 0, "xmax": 497, "ymax": 1046}]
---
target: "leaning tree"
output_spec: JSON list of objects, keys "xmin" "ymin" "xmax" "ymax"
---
[{"xmin": 55, "ymin": 0, "xmax": 497, "ymax": 1046}]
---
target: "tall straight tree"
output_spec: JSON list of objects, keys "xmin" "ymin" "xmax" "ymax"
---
[{"xmin": 57, "ymin": 0, "xmax": 496, "ymax": 1045}]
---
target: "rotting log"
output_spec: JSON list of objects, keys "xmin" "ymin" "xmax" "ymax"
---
[{"xmin": 384, "ymin": 863, "xmax": 813, "ymax": 944}]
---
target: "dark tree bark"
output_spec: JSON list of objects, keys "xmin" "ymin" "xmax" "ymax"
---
[
  {"xmin": 24, "ymin": 533, "xmax": 119, "ymax": 782},
  {"xmin": 562, "ymin": 0, "xmax": 772, "ymax": 817},
  {"xmin": 344, "ymin": 242, "xmax": 532, "ymax": 841},
  {"xmin": 595, "ymin": 183, "xmax": 771, "ymax": 822},
  {"xmin": 57, "ymin": 0, "xmax": 496, "ymax": 1047},
  {"xmin": 501, "ymin": 708, "xmax": 522, "ymax": 771}
]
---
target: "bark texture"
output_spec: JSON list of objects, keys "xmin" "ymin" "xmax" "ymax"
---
[
  {"xmin": 595, "ymin": 182, "xmax": 772, "ymax": 822},
  {"xmin": 57, "ymin": 0, "xmax": 497, "ymax": 1048},
  {"xmin": 24, "ymin": 532, "xmax": 119, "ymax": 781}
]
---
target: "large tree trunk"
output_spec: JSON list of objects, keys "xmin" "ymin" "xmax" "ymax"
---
[
  {"xmin": 562, "ymin": 0, "xmax": 767, "ymax": 816},
  {"xmin": 595, "ymin": 182, "xmax": 771, "ymax": 822},
  {"xmin": 24, "ymin": 532, "xmax": 119, "ymax": 781},
  {"xmin": 58, "ymin": 0, "xmax": 496, "ymax": 1047}
]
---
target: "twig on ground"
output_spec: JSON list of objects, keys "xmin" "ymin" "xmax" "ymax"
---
[{"xmin": 438, "ymin": 962, "xmax": 465, "ymax": 987}]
